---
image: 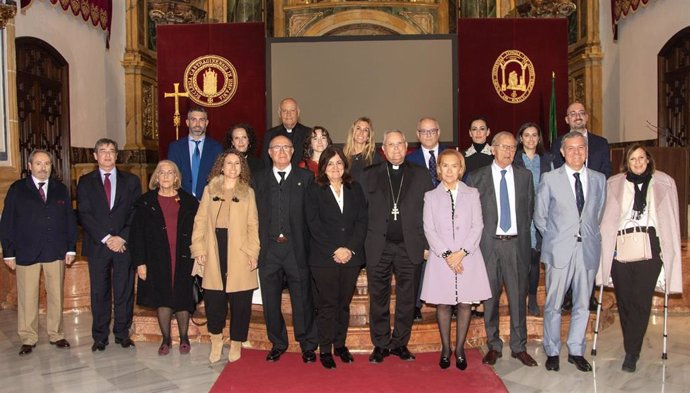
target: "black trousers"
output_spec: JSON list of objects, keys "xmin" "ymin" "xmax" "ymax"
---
[
  {"xmin": 259, "ymin": 241, "xmax": 318, "ymax": 351},
  {"xmin": 88, "ymin": 252, "xmax": 135, "ymax": 343},
  {"xmin": 528, "ymin": 248, "xmax": 541, "ymax": 296},
  {"xmin": 204, "ymin": 228, "xmax": 253, "ymax": 339},
  {"xmin": 368, "ymin": 242, "xmax": 422, "ymax": 349},
  {"xmin": 310, "ymin": 265, "xmax": 361, "ymax": 353},
  {"xmin": 611, "ymin": 229, "xmax": 663, "ymax": 357}
]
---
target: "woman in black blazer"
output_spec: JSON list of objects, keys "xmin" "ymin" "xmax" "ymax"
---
[
  {"xmin": 306, "ymin": 146, "xmax": 368, "ymax": 369},
  {"xmin": 130, "ymin": 160, "xmax": 199, "ymax": 356}
]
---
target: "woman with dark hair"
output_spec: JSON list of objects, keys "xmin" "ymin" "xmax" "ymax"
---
[
  {"xmin": 598, "ymin": 144, "xmax": 682, "ymax": 372},
  {"xmin": 305, "ymin": 146, "xmax": 367, "ymax": 369},
  {"xmin": 225, "ymin": 123, "xmax": 265, "ymax": 174},
  {"xmin": 299, "ymin": 126, "xmax": 332, "ymax": 176},
  {"xmin": 131, "ymin": 160, "xmax": 199, "ymax": 356},
  {"xmin": 512, "ymin": 122, "xmax": 555, "ymax": 316},
  {"xmin": 190, "ymin": 149, "xmax": 260, "ymax": 364},
  {"xmin": 342, "ymin": 117, "xmax": 382, "ymax": 181},
  {"xmin": 421, "ymin": 149, "xmax": 491, "ymax": 370}
]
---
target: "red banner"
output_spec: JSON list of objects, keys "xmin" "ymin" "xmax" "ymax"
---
[
  {"xmin": 457, "ymin": 18, "xmax": 569, "ymax": 149},
  {"xmin": 156, "ymin": 23, "xmax": 266, "ymax": 159},
  {"xmin": 22, "ymin": 0, "xmax": 112, "ymax": 46}
]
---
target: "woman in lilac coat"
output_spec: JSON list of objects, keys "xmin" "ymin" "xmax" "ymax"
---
[{"xmin": 421, "ymin": 149, "xmax": 492, "ymax": 371}]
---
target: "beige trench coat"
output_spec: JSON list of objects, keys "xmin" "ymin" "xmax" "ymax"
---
[{"xmin": 190, "ymin": 178, "xmax": 260, "ymax": 292}]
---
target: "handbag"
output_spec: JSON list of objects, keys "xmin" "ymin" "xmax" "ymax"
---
[
  {"xmin": 615, "ymin": 220, "xmax": 652, "ymax": 263},
  {"xmin": 191, "ymin": 275, "xmax": 207, "ymax": 326}
]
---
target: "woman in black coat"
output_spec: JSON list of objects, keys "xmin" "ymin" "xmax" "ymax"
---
[
  {"xmin": 305, "ymin": 146, "xmax": 368, "ymax": 369},
  {"xmin": 130, "ymin": 160, "xmax": 199, "ymax": 356}
]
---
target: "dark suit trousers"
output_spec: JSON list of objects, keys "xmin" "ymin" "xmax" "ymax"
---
[
  {"xmin": 368, "ymin": 242, "xmax": 422, "ymax": 349},
  {"xmin": 259, "ymin": 242, "xmax": 318, "ymax": 351},
  {"xmin": 88, "ymin": 252, "xmax": 135, "ymax": 343},
  {"xmin": 310, "ymin": 265, "xmax": 361, "ymax": 353},
  {"xmin": 484, "ymin": 238, "xmax": 528, "ymax": 353},
  {"xmin": 611, "ymin": 231, "xmax": 663, "ymax": 357}
]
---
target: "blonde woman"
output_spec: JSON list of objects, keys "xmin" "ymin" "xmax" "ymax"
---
[
  {"xmin": 191, "ymin": 150, "xmax": 260, "ymax": 363},
  {"xmin": 343, "ymin": 117, "xmax": 382, "ymax": 181}
]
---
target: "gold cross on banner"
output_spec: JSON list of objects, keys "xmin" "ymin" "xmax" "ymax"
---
[{"xmin": 163, "ymin": 82, "xmax": 189, "ymax": 139}]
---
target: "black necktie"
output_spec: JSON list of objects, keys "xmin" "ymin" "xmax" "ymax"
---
[
  {"xmin": 574, "ymin": 172, "xmax": 584, "ymax": 216},
  {"xmin": 278, "ymin": 171, "xmax": 286, "ymax": 186},
  {"xmin": 428, "ymin": 150, "xmax": 438, "ymax": 187}
]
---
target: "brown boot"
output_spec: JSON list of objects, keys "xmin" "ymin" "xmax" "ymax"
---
[
  {"xmin": 228, "ymin": 340, "xmax": 242, "ymax": 362},
  {"xmin": 209, "ymin": 334, "xmax": 224, "ymax": 363}
]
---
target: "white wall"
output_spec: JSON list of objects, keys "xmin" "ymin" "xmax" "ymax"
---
[
  {"xmin": 15, "ymin": 1, "xmax": 126, "ymax": 148},
  {"xmin": 601, "ymin": 0, "xmax": 690, "ymax": 143}
]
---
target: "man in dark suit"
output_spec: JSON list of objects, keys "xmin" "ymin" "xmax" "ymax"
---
[
  {"xmin": 254, "ymin": 135, "xmax": 319, "ymax": 363},
  {"xmin": 77, "ymin": 138, "xmax": 141, "ymax": 352},
  {"xmin": 551, "ymin": 102, "xmax": 612, "ymax": 177},
  {"xmin": 167, "ymin": 106, "xmax": 223, "ymax": 200},
  {"xmin": 405, "ymin": 116, "xmax": 448, "ymax": 321},
  {"xmin": 465, "ymin": 132, "xmax": 537, "ymax": 368},
  {"xmin": 0, "ymin": 150, "xmax": 77, "ymax": 356},
  {"xmin": 261, "ymin": 98, "xmax": 311, "ymax": 167},
  {"xmin": 361, "ymin": 130, "xmax": 434, "ymax": 363}
]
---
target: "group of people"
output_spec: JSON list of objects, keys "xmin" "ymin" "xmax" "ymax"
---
[{"xmin": 0, "ymin": 98, "xmax": 681, "ymax": 376}]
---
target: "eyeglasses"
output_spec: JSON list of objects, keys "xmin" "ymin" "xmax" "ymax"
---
[
  {"xmin": 159, "ymin": 170, "xmax": 176, "ymax": 177},
  {"xmin": 269, "ymin": 145, "xmax": 293, "ymax": 152},
  {"xmin": 567, "ymin": 111, "xmax": 587, "ymax": 118},
  {"xmin": 494, "ymin": 144, "xmax": 517, "ymax": 152},
  {"xmin": 417, "ymin": 128, "xmax": 439, "ymax": 136}
]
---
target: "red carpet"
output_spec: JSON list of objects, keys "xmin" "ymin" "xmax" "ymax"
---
[{"xmin": 210, "ymin": 348, "xmax": 508, "ymax": 393}]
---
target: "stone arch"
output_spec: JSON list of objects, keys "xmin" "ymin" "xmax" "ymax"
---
[{"xmin": 302, "ymin": 10, "xmax": 422, "ymax": 36}]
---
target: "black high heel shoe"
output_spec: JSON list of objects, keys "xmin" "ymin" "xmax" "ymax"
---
[
  {"xmin": 456, "ymin": 352, "xmax": 468, "ymax": 370},
  {"xmin": 439, "ymin": 352, "xmax": 451, "ymax": 369}
]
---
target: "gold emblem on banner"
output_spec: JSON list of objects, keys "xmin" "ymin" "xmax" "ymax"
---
[
  {"xmin": 492, "ymin": 50, "xmax": 535, "ymax": 104},
  {"xmin": 183, "ymin": 55, "xmax": 238, "ymax": 107}
]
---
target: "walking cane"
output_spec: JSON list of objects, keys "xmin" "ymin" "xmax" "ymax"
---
[
  {"xmin": 590, "ymin": 281, "xmax": 605, "ymax": 356},
  {"xmin": 662, "ymin": 286, "xmax": 669, "ymax": 360}
]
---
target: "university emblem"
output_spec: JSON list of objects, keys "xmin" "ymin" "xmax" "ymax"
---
[
  {"xmin": 183, "ymin": 55, "xmax": 238, "ymax": 107},
  {"xmin": 491, "ymin": 50, "xmax": 535, "ymax": 104}
]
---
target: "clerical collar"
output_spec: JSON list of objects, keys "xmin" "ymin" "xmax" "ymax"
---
[{"xmin": 387, "ymin": 161, "xmax": 404, "ymax": 171}]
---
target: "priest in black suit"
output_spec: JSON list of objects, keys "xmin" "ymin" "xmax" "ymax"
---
[
  {"xmin": 262, "ymin": 97, "xmax": 311, "ymax": 167},
  {"xmin": 77, "ymin": 138, "xmax": 141, "ymax": 352},
  {"xmin": 254, "ymin": 134, "xmax": 319, "ymax": 363},
  {"xmin": 360, "ymin": 130, "xmax": 434, "ymax": 363}
]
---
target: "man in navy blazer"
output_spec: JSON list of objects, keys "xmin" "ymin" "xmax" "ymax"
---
[
  {"xmin": 261, "ymin": 98, "xmax": 311, "ymax": 167},
  {"xmin": 167, "ymin": 106, "xmax": 223, "ymax": 199},
  {"xmin": 0, "ymin": 150, "xmax": 77, "ymax": 356},
  {"xmin": 551, "ymin": 102, "xmax": 612, "ymax": 178},
  {"xmin": 77, "ymin": 139, "xmax": 141, "ymax": 352}
]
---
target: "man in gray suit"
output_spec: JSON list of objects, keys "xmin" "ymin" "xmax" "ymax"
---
[
  {"xmin": 465, "ymin": 131, "xmax": 537, "ymax": 367},
  {"xmin": 534, "ymin": 131, "xmax": 606, "ymax": 372}
]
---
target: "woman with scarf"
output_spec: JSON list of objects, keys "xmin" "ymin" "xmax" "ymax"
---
[{"xmin": 598, "ymin": 144, "xmax": 683, "ymax": 373}]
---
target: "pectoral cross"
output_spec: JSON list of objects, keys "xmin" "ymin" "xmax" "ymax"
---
[
  {"xmin": 391, "ymin": 203, "xmax": 400, "ymax": 221},
  {"xmin": 164, "ymin": 82, "xmax": 189, "ymax": 139}
]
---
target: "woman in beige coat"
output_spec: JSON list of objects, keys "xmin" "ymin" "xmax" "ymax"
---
[
  {"xmin": 597, "ymin": 144, "xmax": 682, "ymax": 373},
  {"xmin": 191, "ymin": 149, "xmax": 260, "ymax": 363}
]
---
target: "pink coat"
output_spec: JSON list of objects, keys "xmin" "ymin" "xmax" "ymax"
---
[{"xmin": 596, "ymin": 171, "xmax": 683, "ymax": 294}]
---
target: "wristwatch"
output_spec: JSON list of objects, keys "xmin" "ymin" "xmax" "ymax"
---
[{"xmin": 441, "ymin": 250, "xmax": 452, "ymax": 259}]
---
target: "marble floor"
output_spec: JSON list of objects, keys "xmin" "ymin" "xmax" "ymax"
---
[{"xmin": 0, "ymin": 310, "xmax": 688, "ymax": 393}]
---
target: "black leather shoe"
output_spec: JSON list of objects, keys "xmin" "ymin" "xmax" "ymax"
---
[
  {"xmin": 266, "ymin": 347, "xmax": 287, "ymax": 362},
  {"xmin": 622, "ymin": 353, "xmax": 639, "ymax": 373},
  {"xmin": 545, "ymin": 355, "xmax": 559, "ymax": 371},
  {"xmin": 390, "ymin": 346, "xmax": 415, "ymax": 361},
  {"xmin": 50, "ymin": 339, "xmax": 71, "ymax": 348},
  {"xmin": 511, "ymin": 351, "xmax": 538, "ymax": 367},
  {"xmin": 91, "ymin": 342, "xmax": 107, "ymax": 352},
  {"xmin": 439, "ymin": 351, "xmax": 451, "ymax": 369},
  {"xmin": 19, "ymin": 344, "xmax": 35, "ymax": 355},
  {"xmin": 115, "ymin": 337, "xmax": 135, "ymax": 348},
  {"xmin": 368, "ymin": 346, "xmax": 390, "ymax": 363},
  {"xmin": 568, "ymin": 355, "xmax": 592, "ymax": 372},
  {"xmin": 334, "ymin": 346, "xmax": 354, "ymax": 363},
  {"xmin": 320, "ymin": 353, "xmax": 336, "ymax": 369},
  {"xmin": 482, "ymin": 349, "xmax": 502, "ymax": 365},
  {"xmin": 471, "ymin": 304, "xmax": 484, "ymax": 318},
  {"xmin": 302, "ymin": 349, "xmax": 316, "ymax": 363},
  {"xmin": 413, "ymin": 307, "xmax": 423, "ymax": 322},
  {"xmin": 456, "ymin": 354, "xmax": 468, "ymax": 370}
]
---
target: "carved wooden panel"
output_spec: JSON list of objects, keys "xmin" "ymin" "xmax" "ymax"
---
[
  {"xmin": 659, "ymin": 27, "xmax": 690, "ymax": 148},
  {"xmin": 15, "ymin": 38, "xmax": 71, "ymax": 188}
]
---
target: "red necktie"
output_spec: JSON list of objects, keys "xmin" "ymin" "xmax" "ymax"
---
[
  {"xmin": 38, "ymin": 182, "xmax": 46, "ymax": 203},
  {"xmin": 104, "ymin": 173, "xmax": 112, "ymax": 208}
]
